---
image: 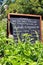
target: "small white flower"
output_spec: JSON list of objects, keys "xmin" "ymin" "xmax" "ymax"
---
[{"xmin": 9, "ymin": 34, "xmax": 14, "ymax": 38}]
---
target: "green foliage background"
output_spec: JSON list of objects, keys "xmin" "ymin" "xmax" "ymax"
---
[
  {"xmin": 0, "ymin": 0, "xmax": 43, "ymax": 19},
  {"xmin": 6, "ymin": 0, "xmax": 43, "ymax": 15}
]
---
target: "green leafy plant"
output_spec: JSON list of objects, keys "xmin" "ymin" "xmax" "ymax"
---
[{"xmin": 0, "ymin": 20, "xmax": 43, "ymax": 65}]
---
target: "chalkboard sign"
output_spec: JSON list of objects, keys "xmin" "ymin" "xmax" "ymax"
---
[{"xmin": 7, "ymin": 13, "xmax": 42, "ymax": 43}]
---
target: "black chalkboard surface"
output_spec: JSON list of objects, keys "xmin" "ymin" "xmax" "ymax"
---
[{"xmin": 8, "ymin": 14, "xmax": 42, "ymax": 43}]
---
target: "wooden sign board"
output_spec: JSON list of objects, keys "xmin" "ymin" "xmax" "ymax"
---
[{"xmin": 7, "ymin": 13, "xmax": 42, "ymax": 43}]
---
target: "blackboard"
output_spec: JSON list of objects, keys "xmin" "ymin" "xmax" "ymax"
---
[{"xmin": 7, "ymin": 14, "xmax": 42, "ymax": 43}]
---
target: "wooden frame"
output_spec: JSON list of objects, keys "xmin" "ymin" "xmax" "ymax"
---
[{"xmin": 7, "ymin": 13, "xmax": 42, "ymax": 42}]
